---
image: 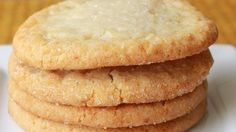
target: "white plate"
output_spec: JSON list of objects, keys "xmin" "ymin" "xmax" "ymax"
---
[{"xmin": 0, "ymin": 45, "xmax": 236, "ymax": 132}]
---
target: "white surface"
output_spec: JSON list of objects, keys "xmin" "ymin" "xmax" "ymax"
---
[{"xmin": 0, "ymin": 45, "xmax": 236, "ymax": 132}]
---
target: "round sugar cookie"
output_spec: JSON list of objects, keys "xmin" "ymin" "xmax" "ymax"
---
[
  {"xmin": 9, "ymin": 50, "xmax": 212, "ymax": 107},
  {"xmin": 9, "ymin": 81, "xmax": 206, "ymax": 128},
  {"xmin": 13, "ymin": 0, "xmax": 217, "ymax": 70},
  {"xmin": 9, "ymin": 99, "xmax": 206, "ymax": 132}
]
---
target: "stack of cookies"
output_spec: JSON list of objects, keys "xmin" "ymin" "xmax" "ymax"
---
[{"xmin": 8, "ymin": 0, "xmax": 217, "ymax": 131}]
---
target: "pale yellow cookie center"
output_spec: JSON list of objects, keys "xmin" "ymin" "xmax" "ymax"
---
[{"xmin": 41, "ymin": 0, "xmax": 206, "ymax": 42}]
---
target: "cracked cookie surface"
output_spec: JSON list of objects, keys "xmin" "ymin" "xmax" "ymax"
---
[
  {"xmin": 9, "ymin": 80, "xmax": 206, "ymax": 128},
  {"xmin": 9, "ymin": 50, "xmax": 212, "ymax": 107}
]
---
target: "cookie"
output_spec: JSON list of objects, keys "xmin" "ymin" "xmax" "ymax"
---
[
  {"xmin": 9, "ymin": 50, "xmax": 212, "ymax": 107},
  {"xmin": 9, "ymin": 99, "xmax": 206, "ymax": 132},
  {"xmin": 13, "ymin": 0, "xmax": 217, "ymax": 70},
  {"xmin": 9, "ymin": 80, "xmax": 206, "ymax": 128}
]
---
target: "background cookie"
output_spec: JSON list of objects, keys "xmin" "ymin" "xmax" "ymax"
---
[
  {"xmin": 13, "ymin": 0, "xmax": 217, "ymax": 70},
  {"xmin": 9, "ymin": 80, "xmax": 206, "ymax": 128},
  {"xmin": 9, "ymin": 99, "xmax": 206, "ymax": 132},
  {"xmin": 9, "ymin": 50, "xmax": 212, "ymax": 107}
]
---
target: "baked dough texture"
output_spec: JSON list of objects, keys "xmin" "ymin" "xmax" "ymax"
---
[
  {"xmin": 9, "ymin": 81, "xmax": 206, "ymax": 128},
  {"xmin": 9, "ymin": 50, "xmax": 212, "ymax": 107},
  {"xmin": 8, "ymin": 0, "xmax": 214, "ymax": 131},
  {"xmin": 8, "ymin": 99, "xmax": 206, "ymax": 132},
  {"xmin": 13, "ymin": 0, "xmax": 217, "ymax": 70}
]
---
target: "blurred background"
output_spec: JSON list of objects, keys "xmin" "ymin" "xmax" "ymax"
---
[{"xmin": 0, "ymin": 0, "xmax": 235, "ymax": 45}]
